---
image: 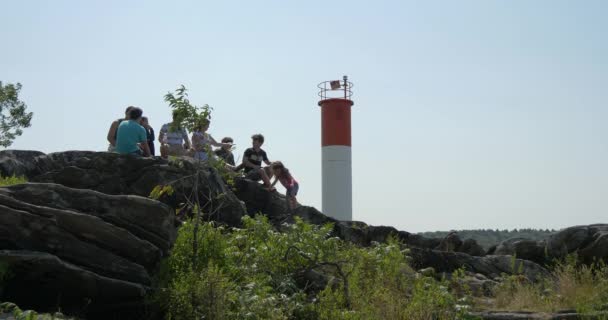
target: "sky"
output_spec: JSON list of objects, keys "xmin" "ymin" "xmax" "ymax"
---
[{"xmin": 1, "ymin": 0, "xmax": 607, "ymax": 232}]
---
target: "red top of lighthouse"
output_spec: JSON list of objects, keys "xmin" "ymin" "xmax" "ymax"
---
[
  {"xmin": 317, "ymin": 76, "xmax": 354, "ymax": 147},
  {"xmin": 317, "ymin": 75, "xmax": 354, "ymax": 105}
]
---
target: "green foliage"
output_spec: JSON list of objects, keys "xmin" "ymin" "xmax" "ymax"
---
[
  {"xmin": 156, "ymin": 216, "xmax": 465, "ymax": 320},
  {"xmin": 0, "ymin": 175, "xmax": 27, "ymax": 186},
  {"xmin": 0, "ymin": 302, "xmax": 72, "ymax": 319},
  {"xmin": 0, "ymin": 82, "xmax": 33, "ymax": 148},
  {"xmin": 149, "ymin": 185, "xmax": 175, "ymax": 200},
  {"xmin": 418, "ymin": 228, "xmax": 556, "ymax": 250},
  {"xmin": 164, "ymin": 85, "xmax": 212, "ymax": 133}
]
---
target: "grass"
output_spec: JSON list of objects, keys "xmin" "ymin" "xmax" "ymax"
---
[{"xmin": 489, "ymin": 256, "xmax": 608, "ymax": 314}]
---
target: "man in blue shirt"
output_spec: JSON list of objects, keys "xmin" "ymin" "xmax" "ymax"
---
[{"xmin": 115, "ymin": 107, "xmax": 151, "ymax": 157}]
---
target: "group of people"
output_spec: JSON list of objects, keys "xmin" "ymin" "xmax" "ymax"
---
[{"xmin": 106, "ymin": 106, "xmax": 299, "ymax": 210}]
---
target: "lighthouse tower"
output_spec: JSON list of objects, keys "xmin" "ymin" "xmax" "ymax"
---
[{"xmin": 317, "ymin": 76, "xmax": 354, "ymax": 221}]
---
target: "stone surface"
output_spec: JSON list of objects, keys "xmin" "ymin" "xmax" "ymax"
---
[
  {"xmin": 409, "ymin": 247, "xmax": 551, "ymax": 282},
  {"xmin": 1, "ymin": 150, "xmax": 607, "ymax": 319},
  {"xmin": 0, "ymin": 150, "xmax": 246, "ymax": 227},
  {"xmin": 492, "ymin": 225, "xmax": 608, "ymax": 265},
  {"xmin": 469, "ymin": 311, "xmax": 608, "ymax": 320},
  {"xmin": 0, "ymin": 250, "xmax": 147, "ymax": 319},
  {"xmin": 493, "ymin": 238, "xmax": 547, "ymax": 265},
  {"xmin": 0, "ymin": 182, "xmax": 176, "ymax": 319}
]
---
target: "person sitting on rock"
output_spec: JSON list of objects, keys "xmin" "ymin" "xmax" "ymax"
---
[
  {"xmin": 106, "ymin": 106, "xmax": 135, "ymax": 152},
  {"xmin": 242, "ymin": 134, "xmax": 273, "ymax": 190},
  {"xmin": 159, "ymin": 110, "xmax": 191, "ymax": 158},
  {"xmin": 140, "ymin": 116, "xmax": 155, "ymax": 156},
  {"xmin": 190, "ymin": 120, "xmax": 232, "ymax": 161},
  {"xmin": 115, "ymin": 107, "xmax": 151, "ymax": 157},
  {"xmin": 214, "ymin": 137, "xmax": 236, "ymax": 166},
  {"xmin": 270, "ymin": 161, "xmax": 299, "ymax": 211}
]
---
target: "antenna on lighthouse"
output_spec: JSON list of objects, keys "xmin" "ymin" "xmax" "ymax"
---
[{"xmin": 317, "ymin": 76, "xmax": 354, "ymax": 221}]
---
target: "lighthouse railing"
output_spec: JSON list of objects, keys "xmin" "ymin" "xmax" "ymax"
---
[{"xmin": 317, "ymin": 79, "xmax": 354, "ymax": 101}]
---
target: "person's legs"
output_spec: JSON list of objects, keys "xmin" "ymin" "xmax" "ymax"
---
[
  {"xmin": 166, "ymin": 144, "xmax": 186, "ymax": 157},
  {"xmin": 287, "ymin": 183, "xmax": 299, "ymax": 210},
  {"xmin": 160, "ymin": 144, "xmax": 169, "ymax": 158},
  {"xmin": 245, "ymin": 168, "xmax": 273, "ymax": 190},
  {"xmin": 259, "ymin": 168, "xmax": 273, "ymax": 189}
]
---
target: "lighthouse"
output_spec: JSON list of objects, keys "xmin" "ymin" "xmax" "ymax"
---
[{"xmin": 317, "ymin": 76, "xmax": 354, "ymax": 221}]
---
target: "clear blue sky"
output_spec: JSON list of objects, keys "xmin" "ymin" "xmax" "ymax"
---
[{"xmin": 2, "ymin": 1, "xmax": 607, "ymax": 232}]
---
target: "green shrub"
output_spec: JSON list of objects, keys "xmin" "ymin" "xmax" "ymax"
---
[
  {"xmin": 0, "ymin": 175, "xmax": 26, "ymax": 186},
  {"xmin": 155, "ymin": 216, "xmax": 465, "ymax": 319}
]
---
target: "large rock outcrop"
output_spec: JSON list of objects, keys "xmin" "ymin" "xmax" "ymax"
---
[
  {"xmin": 491, "ymin": 225, "xmax": 608, "ymax": 265},
  {"xmin": 4, "ymin": 150, "xmax": 604, "ymax": 319},
  {"xmin": 0, "ymin": 182, "xmax": 176, "ymax": 319},
  {"xmin": 0, "ymin": 150, "xmax": 246, "ymax": 226}
]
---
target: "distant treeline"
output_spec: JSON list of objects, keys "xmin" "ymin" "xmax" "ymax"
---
[{"xmin": 418, "ymin": 228, "xmax": 557, "ymax": 250}]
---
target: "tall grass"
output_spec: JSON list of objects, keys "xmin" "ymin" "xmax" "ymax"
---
[{"xmin": 492, "ymin": 255, "xmax": 608, "ymax": 313}]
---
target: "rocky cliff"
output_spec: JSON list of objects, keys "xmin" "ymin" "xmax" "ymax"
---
[{"xmin": 0, "ymin": 150, "xmax": 604, "ymax": 319}]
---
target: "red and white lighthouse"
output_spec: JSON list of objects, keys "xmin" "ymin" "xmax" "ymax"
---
[{"xmin": 317, "ymin": 76, "xmax": 354, "ymax": 221}]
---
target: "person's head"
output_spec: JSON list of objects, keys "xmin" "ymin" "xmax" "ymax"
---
[
  {"xmin": 251, "ymin": 134, "xmax": 264, "ymax": 149},
  {"xmin": 172, "ymin": 110, "xmax": 179, "ymax": 122},
  {"xmin": 221, "ymin": 137, "xmax": 233, "ymax": 150},
  {"xmin": 271, "ymin": 161, "xmax": 288, "ymax": 177},
  {"xmin": 125, "ymin": 106, "xmax": 135, "ymax": 118},
  {"xmin": 195, "ymin": 119, "xmax": 210, "ymax": 133},
  {"xmin": 128, "ymin": 107, "xmax": 143, "ymax": 121},
  {"xmin": 140, "ymin": 116, "xmax": 149, "ymax": 126}
]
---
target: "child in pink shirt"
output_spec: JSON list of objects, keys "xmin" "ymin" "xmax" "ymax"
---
[{"xmin": 271, "ymin": 161, "xmax": 299, "ymax": 211}]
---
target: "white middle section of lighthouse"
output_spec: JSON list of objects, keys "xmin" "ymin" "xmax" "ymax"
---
[{"xmin": 322, "ymin": 145, "xmax": 352, "ymax": 221}]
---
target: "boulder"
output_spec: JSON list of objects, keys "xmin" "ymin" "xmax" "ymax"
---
[
  {"xmin": 0, "ymin": 182, "xmax": 176, "ymax": 319},
  {"xmin": 492, "ymin": 225, "xmax": 608, "ymax": 266},
  {"xmin": 0, "ymin": 250, "xmax": 147, "ymax": 319},
  {"xmin": 547, "ymin": 224, "xmax": 608, "ymax": 264},
  {"xmin": 493, "ymin": 238, "xmax": 547, "ymax": 265},
  {"xmin": 0, "ymin": 150, "xmax": 246, "ymax": 227},
  {"xmin": 409, "ymin": 247, "xmax": 551, "ymax": 282},
  {"xmin": 0, "ymin": 150, "xmax": 46, "ymax": 178},
  {"xmin": 469, "ymin": 311, "xmax": 608, "ymax": 319},
  {"xmin": 436, "ymin": 231, "xmax": 462, "ymax": 252}
]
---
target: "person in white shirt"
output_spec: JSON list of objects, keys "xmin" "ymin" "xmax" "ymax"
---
[{"xmin": 158, "ymin": 110, "xmax": 191, "ymax": 158}]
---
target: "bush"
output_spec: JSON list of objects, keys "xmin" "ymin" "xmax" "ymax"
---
[
  {"xmin": 0, "ymin": 175, "xmax": 26, "ymax": 186},
  {"xmin": 155, "ymin": 216, "xmax": 465, "ymax": 319}
]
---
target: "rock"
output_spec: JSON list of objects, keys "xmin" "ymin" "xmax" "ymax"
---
[
  {"xmin": 0, "ymin": 150, "xmax": 46, "ymax": 178},
  {"xmin": 547, "ymin": 224, "xmax": 608, "ymax": 264},
  {"xmin": 1, "ymin": 250, "xmax": 147, "ymax": 319},
  {"xmin": 460, "ymin": 238, "xmax": 487, "ymax": 256},
  {"xmin": 436, "ymin": 232, "xmax": 462, "ymax": 252},
  {"xmin": 0, "ymin": 182, "xmax": 176, "ymax": 319},
  {"xmin": 493, "ymin": 225, "xmax": 608, "ymax": 266},
  {"xmin": 409, "ymin": 247, "xmax": 551, "ymax": 282},
  {"xmin": 418, "ymin": 267, "xmax": 436, "ymax": 278},
  {"xmin": 494, "ymin": 238, "xmax": 547, "ymax": 265},
  {"xmin": 469, "ymin": 311, "xmax": 608, "ymax": 319},
  {"xmin": 0, "ymin": 183, "xmax": 176, "ymax": 256},
  {"xmin": 0, "ymin": 150, "xmax": 246, "ymax": 227},
  {"xmin": 449, "ymin": 271, "xmax": 498, "ymax": 297}
]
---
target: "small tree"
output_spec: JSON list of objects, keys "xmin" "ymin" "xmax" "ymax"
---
[
  {"xmin": 164, "ymin": 85, "xmax": 212, "ymax": 133},
  {"xmin": 0, "ymin": 82, "xmax": 33, "ymax": 147}
]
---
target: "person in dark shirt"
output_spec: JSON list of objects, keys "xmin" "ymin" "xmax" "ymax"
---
[
  {"xmin": 243, "ymin": 134, "xmax": 273, "ymax": 189},
  {"xmin": 140, "ymin": 117, "xmax": 155, "ymax": 156},
  {"xmin": 214, "ymin": 137, "xmax": 235, "ymax": 166}
]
